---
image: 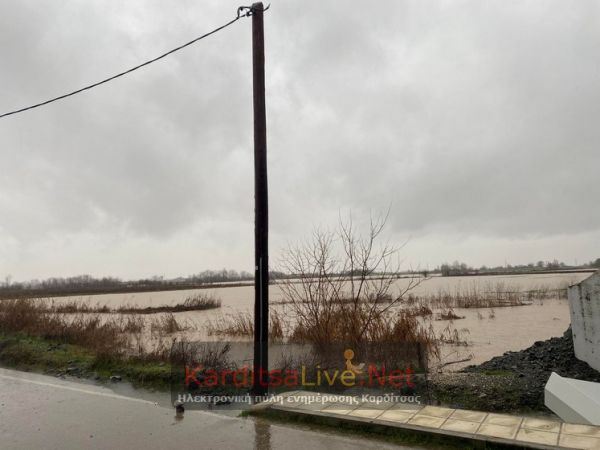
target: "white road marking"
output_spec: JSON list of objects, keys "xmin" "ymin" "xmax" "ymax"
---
[
  {"xmin": 0, "ymin": 373, "xmax": 156, "ymax": 405},
  {"xmin": 0, "ymin": 371, "xmax": 243, "ymax": 422}
]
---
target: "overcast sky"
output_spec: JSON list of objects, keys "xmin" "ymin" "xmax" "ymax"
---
[{"xmin": 0, "ymin": 0, "xmax": 599, "ymax": 281}]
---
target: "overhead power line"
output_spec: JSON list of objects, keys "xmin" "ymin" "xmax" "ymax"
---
[{"xmin": 0, "ymin": 6, "xmax": 257, "ymax": 119}]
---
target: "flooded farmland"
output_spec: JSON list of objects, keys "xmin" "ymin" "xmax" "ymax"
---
[{"xmin": 47, "ymin": 272, "xmax": 592, "ymax": 369}]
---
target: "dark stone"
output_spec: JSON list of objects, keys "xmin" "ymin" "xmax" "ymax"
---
[{"xmin": 461, "ymin": 326, "xmax": 600, "ymax": 411}]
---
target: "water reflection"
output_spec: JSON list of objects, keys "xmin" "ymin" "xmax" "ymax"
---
[{"xmin": 253, "ymin": 419, "xmax": 272, "ymax": 450}]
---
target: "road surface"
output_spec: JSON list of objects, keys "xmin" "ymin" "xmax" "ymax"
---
[{"xmin": 0, "ymin": 368, "xmax": 422, "ymax": 450}]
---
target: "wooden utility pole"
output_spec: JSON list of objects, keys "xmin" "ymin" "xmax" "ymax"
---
[{"xmin": 251, "ymin": 1, "xmax": 269, "ymax": 396}]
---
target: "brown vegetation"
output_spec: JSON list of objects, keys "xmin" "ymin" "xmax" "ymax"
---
[
  {"xmin": 274, "ymin": 214, "xmax": 440, "ymax": 367},
  {"xmin": 0, "ymin": 298, "xmax": 190, "ymax": 361},
  {"xmin": 437, "ymin": 309, "xmax": 465, "ymax": 321},
  {"xmin": 32, "ymin": 292, "xmax": 221, "ymax": 315},
  {"xmin": 118, "ymin": 293, "xmax": 221, "ymax": 314},
  {"xmin": 207, "ymin": 310, "xmax": 285, "ymax": 341},
  {"xmin": 438, "ymin": 324, "xmax": 470, "ymax": 346},
  {"xmin": 405, "ymin": 281, "xmax": 564, "ymax": 309},
  {"xmin": 150, "ymin": 313, "xmax": 190, "ymax": 334}
]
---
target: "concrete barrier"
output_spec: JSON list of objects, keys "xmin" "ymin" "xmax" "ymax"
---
[
  {"xmin": 568, "ymin": 270, "xmax": 600, "ymax": 372},
  {"xmin": 545, "ymin": 372, "xmax": 600, "ymax": 425}
]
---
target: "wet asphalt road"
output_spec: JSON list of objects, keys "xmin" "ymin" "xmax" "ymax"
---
[{"xmin": 0, "ymin": 368, "xmax": 425, "ymax": 450}]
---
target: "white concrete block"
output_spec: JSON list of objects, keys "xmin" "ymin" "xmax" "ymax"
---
[
  {"xmin": 568, "ymin": 271, "xmax": 600, "ymax": 372},
  {"xmin": 545, "ymin": 372, "xmax": 600, "ymax": 425}
]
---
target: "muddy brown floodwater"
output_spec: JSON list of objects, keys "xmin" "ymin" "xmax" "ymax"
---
[{"xmin": 49, "ymin": 272, "xmax": 589, "ymax": 370}]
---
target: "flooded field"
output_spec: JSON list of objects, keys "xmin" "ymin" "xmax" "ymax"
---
[{"xmin": 46, "ymin": 272, "xmax": 591, "ymax": 369}]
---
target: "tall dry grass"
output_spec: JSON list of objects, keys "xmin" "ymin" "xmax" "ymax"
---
[
  {"xmin": 150, "ymin": 313, "xmax": 191, "ymax": 334},
  {"xmin": 405, "ymin": 281, "xmax": 565, "ymax": 309},
  {"xmin": 0, "ymin": 298, "xmax": 190, "ymax": 361},
  {"xmin": 207, "ymin": 310, "xmax": 286, "ymax": 341},
  {"xmin": 119, "ymin": 292, "xmax": 221, "ymax": 314},
  {"xmin": 36, "ymin": 292, "xmax": 222, "ymax": 315},
  {"xmin": 206, "ymin": 307, "xmax": 439, "ymax": 363}
]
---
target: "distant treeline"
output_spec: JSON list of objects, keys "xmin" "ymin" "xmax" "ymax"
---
[
  {"xmin": 1, "ymin": 258, "xmax": 598, "ymax": 298},
  {"xmin": 0, "ymin": 270, "xmax": 268, "ymax": 298},
  {"xmin": 439, "ymin": 258, "xmax": 600, "ymax": 277}
]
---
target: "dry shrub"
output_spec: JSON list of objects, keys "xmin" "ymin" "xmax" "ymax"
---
[
  {"xmin": 181, "ymin": 292, "xmax": 221, "ymax": 310},
  {"xmin": 120, "ymin": 315, "xmax": 145, "ymax": 333},
  {"xmin": 206, "ymin": 311, "xmax": 285, "ymax": 341},
  {"xmin": 118, "ymin": 292, "xmax": 221, "ymax": 314},
  {"xmin": 438, "ymin": 324, "xmax": 470, "ymax": 346},
  {"xmin": 436, "ymin": 309, "xmax": 464, "ymax": 321},
  {"xmin": 207, "ymin": 312, "xmax": 253, "ymax": 337},
  {"xmin": 0, "ymin": 298, "xmax": 130, "ymax": 358},
  {"xmin": 405, "ymin": 305, "xmax": 433, "ymax": 317},
  {"xmin": 47, "ymin": 300, "xmax": 111, "ymax": 314},
  {"xmin": 269, "ymin": 311, "xmax": 285, "ymax": 341},
  {"xmin": 407, "ymin": 281, "xmax": 562, "ymax": 310},
  {"xmin": 279, "ymin": 214, "xmax": 429, "ymax": 361},
  {"xmin": 290, "ymin": 308, "xmax": 438, "ymax": 360},
  {"xmin": 31, "ymin": 292, "xmax": 222, "ymax": 316},
  {"xmin": 0, "ymin": 299, "xmax": 186, "ymax": 362},
  {"xmin": 150, "ymin": 313, "xmax": 189, "ymax": 334}
]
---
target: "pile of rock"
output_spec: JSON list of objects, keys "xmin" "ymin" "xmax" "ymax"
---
[{"xmin": 462, "ymin": 327, "xmax": 600, "ymax": 410}]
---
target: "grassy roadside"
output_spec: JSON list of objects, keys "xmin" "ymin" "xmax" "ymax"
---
[
  {"xmin": 0, "ymin": 332, "xmax": 174, "ymax": 389},
  {"xmin": 0, "ymin": 330, "xmax": 535, "ymax": 413},
  {"xmin": 0, "ymin": 297, "xmax": 202, "ymax": 390}
]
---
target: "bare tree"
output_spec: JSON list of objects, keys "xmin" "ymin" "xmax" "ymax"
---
[{"xmin": 278, "ymin": 213, "xmax": 427, "ymax": 352}]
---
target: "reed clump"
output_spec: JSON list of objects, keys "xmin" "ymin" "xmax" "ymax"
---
[
  {"xmin": 405, "ymin": 281, "xmax": 563, "ymax": 309},
  {"xmin": 437, "ymin": 309, "xmax": 464, "ymax": 321},
  {"xmin": 0, "ymin": 298, "xmax": 189, "ymax": 361},
  {"xmin": 150, "ymin": 313, "xmax": 190, "ymax": 334},
  {"xmin": 31, "ymin": 292, "xmax": 222, "ymax": 315},
  {"xmin": 207, "ymin": 310, "xmax": 285, "ymax": 341},
  {"xmin": 118, "ymin": 292, "xmax": 221, "ymax": 314},
  {"xmin": 0, "ymin": 298, "xmax": 130, "ymax": 358}
]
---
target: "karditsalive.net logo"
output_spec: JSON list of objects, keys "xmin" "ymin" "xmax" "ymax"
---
[{"xmin": 183, "ymin": 348, "xmax": 416, "ymax": 390}]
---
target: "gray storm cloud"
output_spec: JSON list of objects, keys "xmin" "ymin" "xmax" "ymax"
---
[{"xmin": 0, "ymin": 0, "xmax": 598, "ymax": 279}]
